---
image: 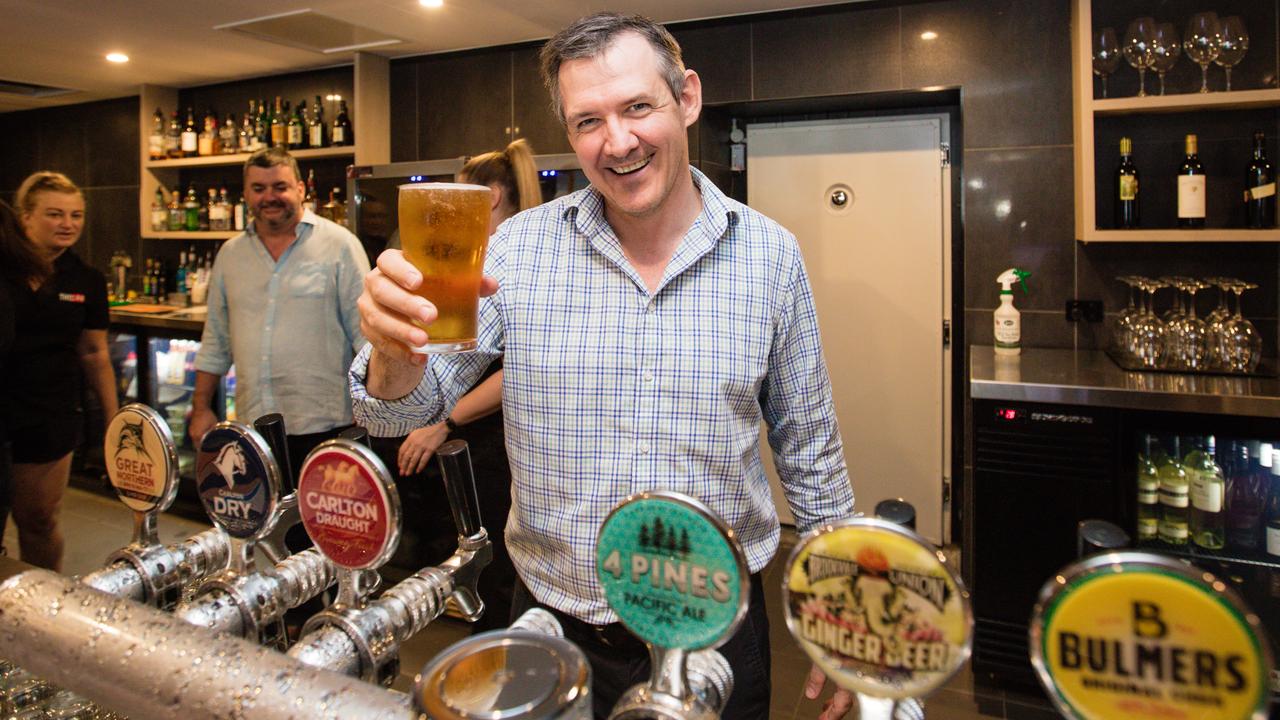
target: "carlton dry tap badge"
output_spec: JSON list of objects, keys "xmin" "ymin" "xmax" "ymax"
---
[
  {"xmin": 196, "ymin": 422, "xmax": 280, "ymax": 540},
  {"xmin": 1030, "ymin": 552, "xmax": 1273, "ymax": 720},
  {"xmin": 104, "ymin": 403, "xmax": 179, "ymax": 514},
  {"xmin": 783, "ymin": 518, "xmax": 973, "ymax": 699},
  {"xmin": 596, "ymin": 492, "xmax": 749, "ymax": 650},
  {"xmin": 298, "ymin": 439, "xmax": 401, "ymax": 571}
]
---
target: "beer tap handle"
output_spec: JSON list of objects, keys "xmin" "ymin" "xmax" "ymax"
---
[
  {"xmin": 254, "ymin": 413, "xmax": 294, "ymax": 493},
  {"xmin": 338, "ymin": 425, "xmax": 369, "ymax": 447},
  {"xmin": 435, "ymin": 439, "xmax": 483, "ymax": 540}
]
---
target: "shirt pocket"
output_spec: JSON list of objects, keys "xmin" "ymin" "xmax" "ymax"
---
[{"xmin": 287, "ymin": 262, "xmax": 331, "ymax": 298}]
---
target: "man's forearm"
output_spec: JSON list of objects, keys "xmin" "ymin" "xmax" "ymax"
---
[
  {"xmin": 192, "ymin": 370, "xmax": 222, "ymax": 411},
  {"xmin": 366, "ymin": 348, "xmax": 427, "ymax": 401}
]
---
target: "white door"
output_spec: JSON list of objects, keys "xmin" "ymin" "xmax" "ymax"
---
[{"xmin": 748, "ymin": 115, "xmax": 952, "ymax": 543}]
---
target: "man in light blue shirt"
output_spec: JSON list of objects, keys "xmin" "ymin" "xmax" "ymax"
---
[
  {"xmin": 191, "ymin": 147, "xmax": 369, "ymax": 463},
  {"xmin": 351, "ymin": 13, "xmax": 854, "ymax": 720}
]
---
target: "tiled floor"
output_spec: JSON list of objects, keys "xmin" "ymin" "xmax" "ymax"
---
[{"xmin": 4, "ymin": 487, "xmax": 1061, "ymax": 719}]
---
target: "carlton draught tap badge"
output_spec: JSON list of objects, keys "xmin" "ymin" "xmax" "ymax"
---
[
  {"xmin": 596, "ymin": 492, "xmax": 749, "ymax": 650},
  {"xmin": 105, "ymin": 404, "xmax": 179, "ymax": 514},
  {"xmin": 196, "ymin": 423, "xmax": 279, "ymax": 540},
  {"xmin": 298, "ymin": 440, "xmax": 400, "ymax": 570},
  {"xmin": 1031, "ymin": 552, "xmax": 1273, "ymax": 720},
  {"xmin": 784, "ymin": 518, "xmax": 972, "ymax": 699}
]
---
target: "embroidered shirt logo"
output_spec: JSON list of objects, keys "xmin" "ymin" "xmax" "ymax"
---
[{"xmin": 58, "ymin": 293, "xmax": 86, "ymax": 303}]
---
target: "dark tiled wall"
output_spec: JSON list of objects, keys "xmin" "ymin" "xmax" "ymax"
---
[{"xmin": 0, "ymin": 97, "xmax": 140, "ymax": 275}]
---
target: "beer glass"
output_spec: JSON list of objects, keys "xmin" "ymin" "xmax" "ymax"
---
[{"xmin": 398, "ymin": 182, "xmax": 492, "ymax": 353}]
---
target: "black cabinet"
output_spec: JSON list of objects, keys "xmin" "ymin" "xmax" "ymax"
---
[
  {"xmin": 512, "ymin": 46, "xmax": 571, "ymax": 155},
  {"xmin": 417, "ymin": 49, "xmax": 513, "ymax": 159}
]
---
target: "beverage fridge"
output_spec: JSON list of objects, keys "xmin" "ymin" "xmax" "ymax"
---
[{"xmin": 967, "ymin": 397, "xmax": 1280, "ymax": 698}]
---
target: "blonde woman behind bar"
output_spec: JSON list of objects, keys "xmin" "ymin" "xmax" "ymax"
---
[{"xmin": 1, "ymin": 172, "xmax": 117, "ymax": 570}]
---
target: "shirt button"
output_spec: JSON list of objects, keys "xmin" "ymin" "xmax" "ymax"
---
[
  {"xmin": 642, "ymin": 371, "xmax": 654, "ymax": 383},
  {"xmin": 646, "ymin": 303, "xmax": 656, "ymax": 314},
  {"xmin": 637, "ymin": 440, "xmax": 650, "ymax": 454}
]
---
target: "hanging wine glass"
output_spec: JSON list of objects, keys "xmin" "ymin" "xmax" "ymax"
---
[
  {"xmin": 1173, "ymin": 279, "xmax": 1210, "ymax": 370},
  {"xmin": 1093, "ymin": 27, "xmax": 1122, "ymax": 98},
  {"xmin": 1184, "ymin": 12, "xmax": 1221, "ymax": 93},
  {"xmin": 1203, "ymin": 276, "xmax": 1233, "ymax": 368},
  {"xmin": 1150, "ymin": 22, "xmax": 1181, "ymax": 95},
  {"xmin": 1114, "ymin": 276, "xmax": 1143, "ymax": 360},
  {"xmin": 1123, "ymin": 17, "xmax": 1157, "ymax": 97},
  {"xmin": 1214, "ymin": 16, "xmax": 1249, "ymax": 92},
  {"xmin": 1133, "ymin": 278, "xmax": 1167, "ymax": 368},
  {"xmin": 1220, "ymin": 281, "xmax": 1262, "ymax": 372}
]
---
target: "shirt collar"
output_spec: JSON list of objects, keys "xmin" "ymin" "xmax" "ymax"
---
[
  {"xmin": 245, "ymin": 208, "xmax": 318, "ymax": 241},
  {"xmin": 564, "ymin": 165, "xmax": 739, "ymax": 240}
]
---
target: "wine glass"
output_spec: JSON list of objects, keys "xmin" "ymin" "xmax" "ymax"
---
[
  {"xmin": 1123, "ymin": 17, "xmax": 1157, "ymax": 97},
  {"xmin": 1151, "ymin": 22, "xmax": 1181, "ymax": 95},
  {"xmin": 1184, "ymin": 12, "xmax": 1221, "ymax": 93},
  {"xmin": 1172, "ymin": 279, "xmax": 1210, "ymax": 370},
  {"xmin": 1203, "ymin": 276, "xmax": 1233, "ymax": 368},
  {"xmin": 1114, "ymin": 276, "xmax": 1143, "ymax": 359},
  {"xmin": 1215, "ymin": 16, "xmax": 1249, "ymax": 91},
  {"xmin": 1093, "ymin": 27, "xmax": 1122, "ymax": 98},
  {"xmin": 1220, "ymin": 281, "xmax": 1262, "ymax": 372},
  {"xmin": 1133, "ymin": 279, "xmax": 1167, "ymax": 368}
]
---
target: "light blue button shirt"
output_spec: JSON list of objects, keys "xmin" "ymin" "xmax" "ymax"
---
[
  {"xmin": 197, "ymin": 210, "xmax": 369, "ymax": 435},
  {"xmin": 350, "ymin": 168, "xmax": 852, "ymax": 623}
]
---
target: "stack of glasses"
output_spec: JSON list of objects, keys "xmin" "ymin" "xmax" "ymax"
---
[{"xmin": 1113, "ymin": 275, "xmax": 1264, "ymax": 373}]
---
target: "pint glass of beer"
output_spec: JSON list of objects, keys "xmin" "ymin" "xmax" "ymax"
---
[{"xmin": 397, "ymin": 182, "xmax": 491, "ymax": 353}]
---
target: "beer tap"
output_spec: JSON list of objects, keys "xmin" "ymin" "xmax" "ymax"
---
[
  {"xmin": 253, "ymin": 413, "xmax": 303, "ymax": 565},
  {"xmin": 591, "ymin": 491, "xmax": 748, "ymax": 720},
  {"xmin": 79, "ymin": 403, "xmax": 229, "ymax": 608},
  {"xmin": 782, "ymin": 516, "xmax": 973, "ymax": 720},
  {"xmin": 287, "ymin": 438, "xmax": 491, "ymax": 686}
]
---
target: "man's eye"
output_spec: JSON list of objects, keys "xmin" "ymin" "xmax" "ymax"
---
[
  {"xmin": 575, "ymin": 118, "xmax": 599, "ymax": 132},
  {"xmin": 629, "ymin": 103, "xmax": 651, "ymax": 112}
]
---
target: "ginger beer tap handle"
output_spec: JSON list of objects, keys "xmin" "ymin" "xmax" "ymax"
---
[
  {"xmin": 436, "ymin": 439, "xmax": 483, "ymax": 539},
  {"xmin": 254, "ymin": 413, "xmax": 294, "ymax": 493}
]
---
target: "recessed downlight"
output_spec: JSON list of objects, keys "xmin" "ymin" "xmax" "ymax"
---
[
  {"xmin": 105, "ymin": 52, "xmax": 129, "ymax": 63},
  {"xmin": 419, "ymin": 0, "xmax": 443, "ymax": 7},
  {"xmin": 920, "ymin": 31, "xmax": 938, "ymax": 41}
]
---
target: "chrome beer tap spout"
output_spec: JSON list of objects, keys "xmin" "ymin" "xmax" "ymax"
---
[
  {"xmin": 288, "ymin": 439, "xmax": 492, "ymax": 686},
  {"xmin": 83, "ymin": 403, "xmax": 228, "ymax": 609}
]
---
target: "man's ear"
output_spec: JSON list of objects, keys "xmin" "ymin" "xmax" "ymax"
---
[
  {"xmin": 680, "ymin": 69, "xmax": 702, "ymax": 128},
  {"xmin": 490, "ymin": 185, "xmax": 503, "ymax": 211}
]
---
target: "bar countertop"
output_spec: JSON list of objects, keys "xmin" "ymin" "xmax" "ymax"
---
[
  {"xmin": 108, "ymin": 307, "xmax": 205, "ymax": 335},
  {"xmin": 970, "ymin": 346, "xmax": 1280, "ymax": 417}
]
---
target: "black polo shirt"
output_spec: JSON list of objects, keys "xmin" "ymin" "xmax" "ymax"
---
[{"xmin": 1, "ymin": 250, "xmax": 108, "ymax": 431}]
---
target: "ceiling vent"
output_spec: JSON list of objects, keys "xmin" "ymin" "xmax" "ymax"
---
[
  {"xmin": 0, "ymin": 79, "xmax": 78, "ymax": 98},
  {"xmin": 215, "ymin": 9, "xmax": 404, "ymax": 54}
]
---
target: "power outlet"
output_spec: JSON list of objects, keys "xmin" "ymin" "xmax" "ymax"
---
[{"xmin": 1065, "ymin": 300, "xmax": 1104, "ymax": 323}]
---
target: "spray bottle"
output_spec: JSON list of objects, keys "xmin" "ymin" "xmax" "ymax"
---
[{"xmin": 994, "ymin": 268, "xmax": 1031, "ymax": 356}]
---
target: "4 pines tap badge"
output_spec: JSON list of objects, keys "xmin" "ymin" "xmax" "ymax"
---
[
  {"xmin": 1030, "ymin": 551, "xmax": 1273, "ymax": 720},
  {"xmin": 783, "ymin": 518, "xmax": 973, "ymax": 699}
]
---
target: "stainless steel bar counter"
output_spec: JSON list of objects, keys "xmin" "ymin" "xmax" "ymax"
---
[{"xmin": 970, "ymin": 345, "xmax": 1280, "ymax": 417}]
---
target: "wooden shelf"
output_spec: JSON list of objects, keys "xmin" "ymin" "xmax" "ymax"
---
[
  {"xmin": 1081, "ymin": 228, "xmax": 1280, "ymax": 243},
  {"xmin": 1093, "ymin": 88, "xmax": 1280, "ymax": 116},
  {"xmin": 145, "ymin": 145, "xmax": 355, "ymax": 169},
  {"xmin": 142, "ymin": 231, "xmax": 238, "ymax": 240}
]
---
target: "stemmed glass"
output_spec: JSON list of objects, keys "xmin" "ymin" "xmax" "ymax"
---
[
  {"xmin": 1220, "ymin": 281, "xmax": 1262, "ymax": 372},
  {"xmin": 1133, "ymin": 278, "xmax": 1167, "ymax": 368},
  {"xmin": 1215, "ymin": 16, "xmax": 1249, "ymax": 91},
  {"xmin": 1114, "ymin": 276, "xmax": 1143, "ymax": 359},
  {"xmin": 1158, "ymin": 276, "xmax": 1188, "ymax": 325},
  {"xmin": 1171, "ymin": 279, "xmax": 1210, "ymax": 370},
  {"xmin": 1123, "ymin": 17, "xmax": 1157, "ymax": 97},
  {"xmin": 1093, "ymin": 27, "xmax": 1122, "ymax": 98},
  {"xmin": 1203, "ymin": 277, "xmax": 1233, "ymax": 367},
  {"xmin": 1184, "ymin": 12, "xmax": 1221, "ymax": 93},
  {"xmin": 1151, "ymin": 22, "xmax": 1181, "ymax": 95}
]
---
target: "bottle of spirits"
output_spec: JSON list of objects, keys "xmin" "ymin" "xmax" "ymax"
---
[
  {"xmin": 197, "ymin": 108, "xmax": 218, "ymax": 156},
  {"xmin": 183, "ymin": 185, "xmax": 200, "ymax": 231},
  {"xmin": 332, "ymin": 99, "xmax": 353, "ymax": 146},
  {"xmin": 1188, "ymin": 435, "xmax": 1226, "ymax": 549},
  {"xmin": 1158, "ymin": 436, "xmax": 1190, "ymax": 545},
  {"xmin": 1266, "ymin": 448, "xmax": 1280, "ymax": 557},
  {"xmin": 175, "ymin": 250, "xmax": 187, "ymax": 293},
  {"xmin": 180, "ymin": 108, "xmax": 199, "ymax": 157},
  {"xmin": 200, "ymin": 188, "xmax": 215, "ymax": 231},
  {"xmin": 150, "ymin": 188, "xmax": 167, "ymax": 232},
  {"xmin": 148, "ymin": 108, "xmax": 166, "ymax": 160},
  {"xmin": 142, "ymin": 259, "xmax": 152, "ymax": 298},
  {"xmin": 308, "ymin": 95, "xmax": 327, "ymax": 148},
  {"xmin": 1137, "ymin": 437, "xmax": 1160, "ymax": 543},
  {"xmin": 220, "ymin": 114, "xmax": 239, "ymax": 155},
  {"xmin": 1226, "ymin": 441, "xmax": 1268, "ymax": 550},
  {"xmin": 233, "ymin": 194, "xmax": 246, "ymax": 231},
  {"xmin": 270, "ymin": 96, "xmax": 286, "ymax": 148},
  {"xmin": 167, "ymin": 189, "xmax": 183, "ymax": 231},
  {"xmin": 304, "ymin": 169, "xmax": 318, "ymax": 214},
  {"xmin": 165, "ymin": 111, "xmax": 183, "ymax": 158},
  {"xmin": 207, "ymin": 188, "xmax": 227, "ymax": 231},
  {"xmin": 1245, "ymin": 131, "xmax": 1275, "ymax": 229},
  {"xmin": 154, "ymin": 260, "xmax": 166, "ymax": 302},
  {"xmin": 1116, "ymin": 136, "xmax": 1139, "ymax": 228},
  {"xmin": 256, "ymin": 99, "xmax": 270, "ymax": 149},
  {"xmin": 287, "ymin": 100, "xmax": 305, "ymax": 149},
  {"xmin": 240, "ymin": 101, "xmax": 255, "ymax": 152},
  {"xmin": 1177, "ymin": 134, "xmax": 1206, "ymax": 228}
]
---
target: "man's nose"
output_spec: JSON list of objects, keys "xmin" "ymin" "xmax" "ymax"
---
[{"xmin": 602, "ymin": 117, "xmax": 639, "ymax": 158}]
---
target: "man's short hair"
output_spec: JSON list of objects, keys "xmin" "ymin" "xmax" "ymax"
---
[
  {"xmin": 243, "ymin": 146, "xmax": 302, "ymax": 184},
  {"xmin": 539, "ymin": 12, "xmax": 685, "ymax": 126}
]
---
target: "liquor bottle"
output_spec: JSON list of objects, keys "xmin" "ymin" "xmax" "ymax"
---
[
  {"xmin": 175, "ymin": 250, "xmax": 187, "ymax": 293},
  {"xmin": 287, "ymin": 100, "xmax": 305, "ymax": 149},
  {"xmin": 304, "ymin": 169, "xmax": 318, "ymax": 214},
  {"xmin": 1245, "ymin": 131, "xmax": 1275, "ymax": 229},
  {"xmin": 186, "ymin": 246, "xmax": 198, "ymax": 292},
  {"xmin": 148, "ymin": 108, "xmax": 166, "ymax": 160},
  {"xmin": 165, "ymin": 111, "xmax": 183, "ymax": 158},
  {"xmin": 270, "ymin": 96, "xmax": 286, "ymax": 148},
  {"xmin": 197, "ymin": 108, "xmax": 218, "ymax": 156},
  {"xmin": 1157, "ymin": 436, "xmax": 1190, "ymax": 545},
  {"xmin": 150, "ymin": 188, "xmax": 167, "ymax": 232},
  {"xmin": 142, "ymin": 259, "xmax": 152, "ymax": 298},
  {"xmin": 183, "ymin": 185, "xmax": 200, "ymax": 231},
  {"xmin": 1137, "ymin": 437, "xmax": 1160, "ymax": 543},
  {"xmin": 200, "ymin": 188, "xmax": 214, "ymax": 231},
  {"xmin": 256, "ymin": 99, "xmax": 270, "ymax": 149},
  {"xmin": 207, "ymin": 188, "xmax": 226, "ymax": 231},
  {"xmin": 219, "ymin": 114, "xmax": 239, "ymax": 155},
  {"xmin": 154, "ymin": 260, "xmax": 166, "ymax": 302},
  {"xmin": 240, "ymin": 101, "xmax": 256, "ymax": 152},
  {"xmin": 233, "ymin": 194, "xmax": 246, "ymax": 231},
  {"xmin": 1226, "ymin": 441, "xmax": 1268, "ymax": 550},
  {"xmin": 181, "ymin": 108, "xmax": 199, "ymax": 157},
  {"xmin": 308, "ymin": 95, "xmax": 327, "ymax": 148},
  {"xmin": 332, "ymin": 99, "xmax": 352, "ymax": 146},
  {"xmin": 1266, "ymin": 447, "xmax": 1280, "ymax": 556},
  {"xmin": 1116, "ymin": 136, "xmax": 1139, "ymax": 228},
  {"xmin": 1188, "ymin": 435, "xmax": 1226, "ymax": 549},
  {"xmin": 1177, "ymin": 134, "xmax": 1206, "ymax": 228},
  {"xmin": 167, "ymin": 190, "xmax": 183, "ymax": 231}
]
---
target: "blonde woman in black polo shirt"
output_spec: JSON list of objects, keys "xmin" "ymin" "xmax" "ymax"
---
[{"xmin": 1, "ymin": 172, "xmax": 117, "ymax": 570}]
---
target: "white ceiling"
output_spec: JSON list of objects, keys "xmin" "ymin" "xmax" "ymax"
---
[{"xmin": 0, "ymin": 0, "xmax": 854, "ymax": 114}]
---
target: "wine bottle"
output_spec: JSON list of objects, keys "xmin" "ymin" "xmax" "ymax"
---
[
  {"xmin": 148, "ymin": 108, "xmax": 166, "ymax": 160},
  {"xmin": 1116, "ymin": 136, "xmax": 1139, "ymax": 228},
  {"xmin": 1266, "ymin": 447, "xmax": 1280, "ymax": 556},
  {"xmin": 180, "ymin": 107, "xmax": 199, "ymax": 157},
  {"xmin": 333, "ymin": 100, "xmax": 353, "ymax": 146},
  {"xmin": 1177, "ymin": 134, "xmax": 1205, "ymax": 228},
  {"xmin": 1245, "ymin": 131, "xmax": 1275, "ymax": 229}
]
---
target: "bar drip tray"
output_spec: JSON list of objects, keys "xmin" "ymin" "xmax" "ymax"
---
[{"xmin": 1106, "ymin": 349, "xmax": 1277, "ymax": 378}]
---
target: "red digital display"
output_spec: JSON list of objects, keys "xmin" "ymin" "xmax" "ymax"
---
[{"xmin": 996, "ymin": 408, "xmax": 1020, "ymax": 421}]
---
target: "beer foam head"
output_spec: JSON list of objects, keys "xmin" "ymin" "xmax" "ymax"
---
[{"xmin": 398, "ymin": 182, "xmax": 491, "ymax": 192}]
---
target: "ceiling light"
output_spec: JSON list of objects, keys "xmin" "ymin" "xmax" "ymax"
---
[
  {"xmin": 920, "ymin": 31, "xmax": 938, "ymax": 41},
  {"xmin": 105, "ymin": 52, "xmax": 129, "ymax": 63},
  {"xmin": 419, "ymin": 0, "xmax": 444, "ymax": 7},
  {"xmin": 326, "ymin": 94, "xmax": 342, "ymax": 102}
]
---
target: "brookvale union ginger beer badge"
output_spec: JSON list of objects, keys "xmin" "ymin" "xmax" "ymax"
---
[
  {"xmin": 784, "ymin": 518, "xmax": 972, "ymax": 699},
  {"xmin": 1031, "ymin": 551, "xmax": 1273, "ymax": 720},
  {"xmin": 104, "ymin": 403, "xmax": 179, "ymax": 514}
]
